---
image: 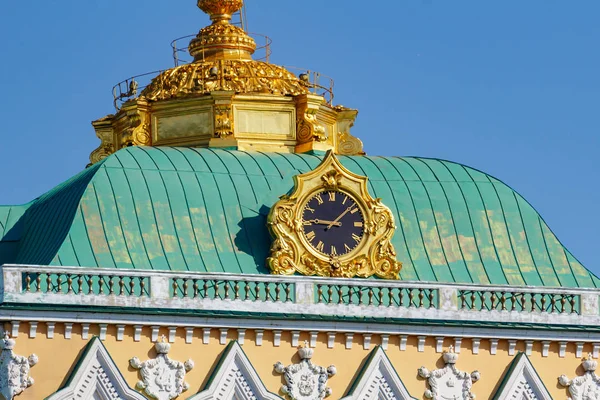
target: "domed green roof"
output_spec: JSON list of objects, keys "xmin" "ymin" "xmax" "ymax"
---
[{"xmin": 1, "ymin": 147, "xmax": 596, "ymax": 288}]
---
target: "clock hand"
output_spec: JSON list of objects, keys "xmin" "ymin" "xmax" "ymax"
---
[
  {"xmin": 326, "ymin": 206, "xmax": 355, "ymax": 230},
  {"xmin": 306, "ymin": 219, "xmax": 342, "ymax": 227}
]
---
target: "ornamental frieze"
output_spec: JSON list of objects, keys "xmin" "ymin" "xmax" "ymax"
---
[
  {"xmin": 559, "ymin": 354, "xmax": 600, "ymax": 400},
  {"xmin": 130, "ymin": 336, "xmax": 194, "ymax": 400},
  {"xmin": 418, "ymin": 346, "xmax": 480, "ymax": 400},
  {"xmin": 0, "ymin": 332, "xmax": 38, "ymax": 400},
  {"xmin": 274, "ymin": 342, "xmax": 336, "ymax": 400}
]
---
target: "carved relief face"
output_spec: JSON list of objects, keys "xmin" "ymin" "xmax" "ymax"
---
[{"xmin": 301, "ymin": 190, "xmax": 365, "ymax": 258}]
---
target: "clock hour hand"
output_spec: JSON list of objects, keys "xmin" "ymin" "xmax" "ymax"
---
[
  {"xmin": 326, "ymin": 206, "xmax": 355, "ymax": 230},
  {"xmin": 304, "ymin": 219, "xmax": 342, "ymax": 227}
]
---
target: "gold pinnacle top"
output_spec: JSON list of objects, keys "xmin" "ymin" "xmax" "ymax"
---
[
  {"xmin": 189, "ymin": 0, "xmax": 256, "ymax": 61},
  {"xmin": 197, "ymin": 0, "xmax": 244, "ymax": 22}
]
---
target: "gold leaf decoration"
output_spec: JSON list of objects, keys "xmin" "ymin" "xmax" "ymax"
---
[{"xmin": 267, "ymin": 151, "xmax": 401, "ymax": 280}]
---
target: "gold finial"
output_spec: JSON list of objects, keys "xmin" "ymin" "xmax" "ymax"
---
[
  {"xmin": 197, "ymin": 0, "xmax": 244, "ymax": 23},
  {"xmin": 190, "ymin": 0, "xmax": 256, "ymax": 61}
]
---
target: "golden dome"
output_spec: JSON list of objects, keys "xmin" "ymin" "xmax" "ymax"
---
[
  {"xmin": 141, "ymin": 59, "xmax": 308, "ymax": 101},
  {"xmin": 190, "ymin": 0, "xmax": 255, "ymax": 61},
  {"xmin": 141, "ymin": 0, "xmax": 309, "ymax": 100}
]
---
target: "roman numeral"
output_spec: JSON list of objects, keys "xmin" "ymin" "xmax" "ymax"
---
[
  {"xmin": 350, "ymin": 207, "xmax": 359, "ymax": 214},
  {"xmin": 354, "ymin": 221, "xmax": 363, "ymax": 228},
  {"xmin": 344, "ymin": 244, "xmax": 352, "ymax": 253},
  {"xmin": 352, "ymin": 233, "xmax": 361, "ymax": 244},
  {"xmin": 316, "ymin": 195, "xmax": 324, "ymax": 205},
  {"xmin": 328, "ymin": 192, "xmax": 335, "ymax": 202},
  {"xmin": 305, "ymin": 206, "xmax": 315, "ymax": 213},
  {"xmin": 342, "ymin": 195, "xmax": 348, "ymax": 205},
  {"xmin": 316, "ymin": 241, "xmax": 324, "ymax": 252},
  {"xmin": 331, "ymin": 245, "xmax": 337, "ymax": 256},
  {"xmin": 306, "ymin": 231, "xmax": 316, "ymax": 241}
]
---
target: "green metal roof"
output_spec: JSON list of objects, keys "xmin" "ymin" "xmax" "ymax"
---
[{"xmin": 0, "ymin": 147, "xmax": 597, "ymax": 288}]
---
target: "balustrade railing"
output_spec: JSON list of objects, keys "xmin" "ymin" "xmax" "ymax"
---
[
  {"xmin": 170, "ymin": 277, "xmax": 294, "ymax": 303},
  {"xmin": 458, "ymin": 289, "xmax": 579, "ymax": 315},
  {"xmin": 2, "ymin": 265, "xmax": 598, "ymax": 326},
  {"xmin": 22, "ymin": 271, "xmax": 150, "ymax": 297},
  {"xmin": 316, "ymin": 284, "xmax": 437, "ymax": 309}
]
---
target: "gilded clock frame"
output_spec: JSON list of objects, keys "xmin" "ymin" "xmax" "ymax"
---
[{"xmin": 267, "ymin": 151, "xmax": 401, "ymax": 279}]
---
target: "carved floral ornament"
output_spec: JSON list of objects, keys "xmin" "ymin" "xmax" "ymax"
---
[
  {"xmin": 0, "ymin": 332, "xmax": 38, "ymax": 400},
  {"xmin": 130, "ymin": 336, "xmax": 194, "ymax": 400},
  {"xmin": 274, "ymin": 341, "xmax": 336, "ymax": 400},
  {"xmin": 267, "ymin": 150, "xmax": 401, "ymax": 279},
  {"xmin": 141, "ymin": 60, "xmax": 308, "ymax": 102},
  {"xmin": 418, "ymin": 346, "xmax": 480, "ymax": 400},
  {"xmin": 559, "ymin": 354, "xmax": 600, "ymax": 400}
]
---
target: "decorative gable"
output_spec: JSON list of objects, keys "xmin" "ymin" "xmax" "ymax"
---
[
  {"xmin": 492, "ymin": 353, "xmax": 552, "ymax": 400},
  {"xmin": 46, "ymin": 337, "xmax": 145, "ymax": 400},
  {"xmin": 189, "ymin": 341, "xmax": 282, "ymax": 400},
  {"xmin": 341, "ymin": 346, "xmax": 416, "ymax": 400}
]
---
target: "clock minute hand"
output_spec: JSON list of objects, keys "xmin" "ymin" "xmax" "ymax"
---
[
  {"xmin": 307, "ymin": 219, "xmax": 342, "ymax": 227},
  {"xmin": 326, "ymin": 206, "xmax": 354, "ymax": 230}
]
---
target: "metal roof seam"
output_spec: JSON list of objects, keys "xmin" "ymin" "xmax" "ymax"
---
[
  {"xmin": 417, "ymin": 158, "xmax": 474, "ymax": 283},
  {"xmin": 397, "ymin": 158, "xmax": 455, "ymax": 282},
  {"xmin": 363, "ymin": 156, "xmax": 421, "ymax": 281},
  {"xmin": 459, "ymin": 164, "xmax": 511, "ymax": 285},
  {"xmin": 436, "ymin": 160, "xmax": 492, "ymax": 285}
]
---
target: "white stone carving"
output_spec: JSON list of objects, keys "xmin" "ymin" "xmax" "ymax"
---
[
  {"xmin": 274, "ymin": 341, "xmax": 336, "ymax": 400},
  {"xmin": 0, "ymin": 332, "xmax": 37, "ymax": 400},
  {"xmin": 493, "ymin": 352, "xmax": 552, "ymax": 400},
  {"xmin": 189, "ymin": 341, "xmax": 282, "ymax": 400},
  {"xmin": 341, "ymin": 346, "xmax": 416, "ymax": 400},
  {"xmin": 130, "ymin": 336, "xmax": 194, "ymax": 400},
  {"xmin": 559, "ymin": 354, "xmax": 600, "ymax": 400},
  {"xmin": 418, "ymin": 346, "xmax": 480, "ymax": 400},
  {"xmin": 47, "ymin": 337, "xmax": 145, "ymax": 400},
  {"xmin": 439, "ymin": 287, "xmax": 457, "ymax": 311},
  {"xmin": 581, "ymin": 294, "xmax": 599, "ymax": 315}
]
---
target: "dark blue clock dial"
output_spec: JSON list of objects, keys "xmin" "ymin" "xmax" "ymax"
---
[{"xmin": 301, "ymin": 190, "xmax": 365, "ymax": 257}]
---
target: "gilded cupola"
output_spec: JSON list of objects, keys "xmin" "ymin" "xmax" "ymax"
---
[
  {"xmin": 90, "ymin": 0, "xmax": 364, "ymax": 165},
  {"xmin": 189, "ymin": 0, "xmax": 256, "ymax": 61}
]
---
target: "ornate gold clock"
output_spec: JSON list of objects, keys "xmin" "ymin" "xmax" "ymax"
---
[{"xmin": 267, "ymin": 151, "xmax": 401, "ymax": 279}]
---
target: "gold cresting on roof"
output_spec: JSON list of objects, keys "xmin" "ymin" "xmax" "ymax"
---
[{"xmin": 141, "ymin": 0, "xmax": 309, "ymax": 100}]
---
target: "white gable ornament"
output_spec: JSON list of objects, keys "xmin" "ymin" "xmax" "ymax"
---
[
  {"xmin": 0, "ymin": 332, "xmax": 38, "ymax": 400},
  {"xmin": 189, "ymin": 341, "xmax": 282, "ymax": 400},
  {"xmin": 341, "ymin": 346, "xmax": 416, "ymax": 400},
  {"xmin": 558, "ymin": 354, "xmax": 600, "ymax": 400},
  {"xmin": 418, "ymin": 346, "xmax": 480, "ymax": 400},
  {"xmin": 130, "ymin": 336, "xmax": 194, "ymax": 400},
  {"xmin": 47, "ymin": 337, "xmax": 145, "ymax": 400},
  {"xmin": 274, "ymin": 341, "xmax": 336, "ymax": 400},
  {"xmin": 493, "ymin": 352, "xmax": 551, "ymax": 400}
]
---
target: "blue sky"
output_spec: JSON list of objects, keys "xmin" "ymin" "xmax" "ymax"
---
[{"xmin": 0, "ymin": 1, "xmax": 598, "ymax": 274}]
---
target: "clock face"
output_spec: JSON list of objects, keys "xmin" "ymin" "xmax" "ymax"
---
[{"xmin": 301, "ymin": 190, "xmax": 365, "ymax": 257}]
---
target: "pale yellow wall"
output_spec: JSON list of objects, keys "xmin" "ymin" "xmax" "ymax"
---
[{"xmin": 8, "ymin": 323, "xmax": 589, "ymax": 399}]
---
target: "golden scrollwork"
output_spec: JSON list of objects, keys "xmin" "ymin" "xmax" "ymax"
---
[
  {"xmin": 335, "ymin": 106, "xmax": 364, "ymax": 156},
  {"xmin": 296, "ymin": 94, "xmax": 327, "ymax": 144},
  {"xmin": 321, "ymin": 170, "xmax": 342, "ymax": 190},
  {"xmin": 121, "ymin": 105, "xmax": 151, "ymax": 148},
  {"xmin": 297, "ymin": 109, "xmax": 327, "ymax": 143},
  {"xmin": 141, "ymin": 60, "xmax": 308, "ymax": 101},
  {"xmin": 214, "ymin": 105, "xmax": 233, "ymax": 138},
  {"xmin": 89, "ymin": 144, "xmax": 114, "ymax": 166},
  {"xmin": 267, "ymin": 151, "xmax": 401, "ymax": 280}
]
